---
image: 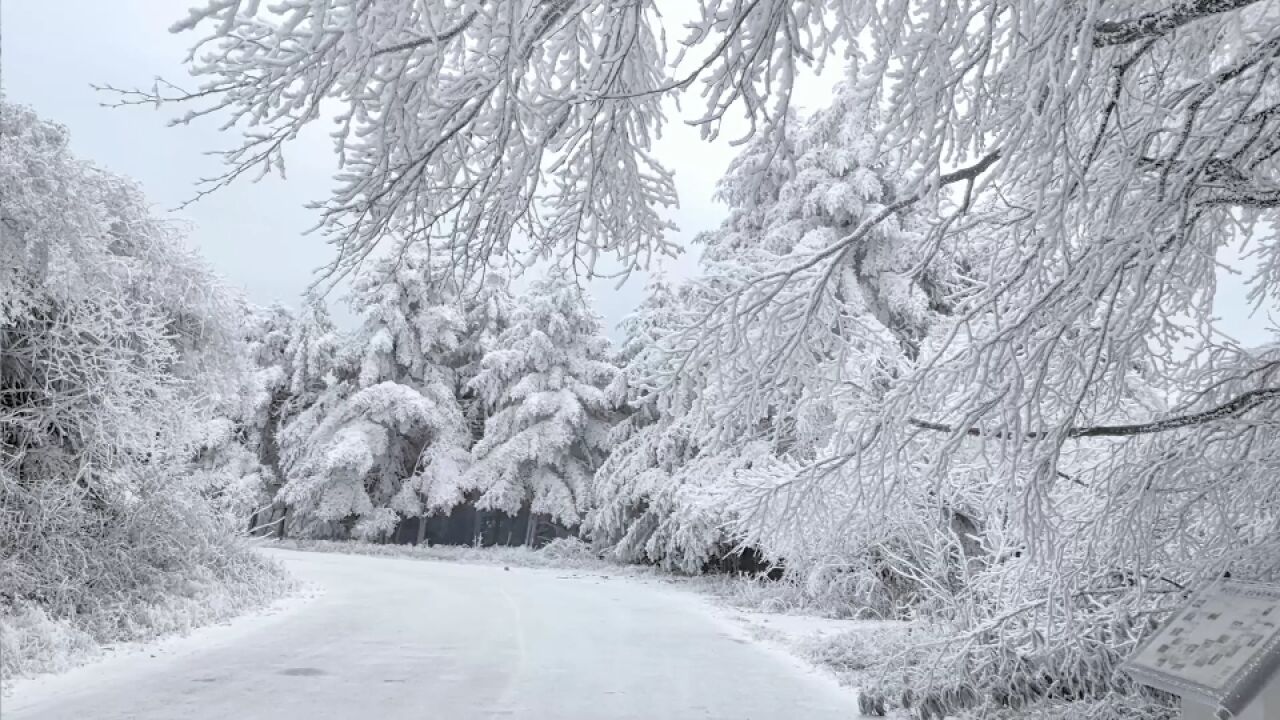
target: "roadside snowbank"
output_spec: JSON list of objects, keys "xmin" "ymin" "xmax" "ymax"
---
[
  {"xmin": 266, "ymin": 536, "xmax": 643, "ymax": 573},
  {"xmin": 1, "ymin": 542, "xmax": 293, "ymax": 690}
]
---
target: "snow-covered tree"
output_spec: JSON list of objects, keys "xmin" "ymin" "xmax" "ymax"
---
[
  {"xmin": 187, "ymin": 299, "xmax": 341, "ymax": 535},
  {"xmin": 135, "ymin": 0, "xmax": 677, "ymax": 283},
  {"xmin": 282, "ymin": 298, "xmax": 340, "ymax": 416},
  {"xmin": 676, "ymin": 7, "xmax": 1279, "ymax": 716},
  {"xmin": 679, "ymin": 77, "xmax": 975, "ymax": 586},
  {"xmin": 603, "ymin": 277, "xmax": 684, "ymax": 438},
  {"xmin": 586, "ymin": 277, "xmax": 746, "ymax": 572},
  {"xmin": 455, "ymin": 270, "xmax": 517, "ymax": 442},
  {"xmin": 278, "ymin": 249, "xmax": 474, "ymax": 539},
  {"xmin": 203, "ymin": 303, "xmax": 294, "ymax": 517},
  {"xmin": 0, "ymin": 99, "xmax": 242, "ymax": 502},
  {"xmin": 0, "ymin": 100, "xmax": 284, "ymax": 679},
  {"xmin": 466, "ymin": 273, "xmax": 618, "ymax": 536}
]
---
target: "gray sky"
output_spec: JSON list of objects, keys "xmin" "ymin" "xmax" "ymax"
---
[
  {"xmin": 1, "ymin": 0, "xmax": 742, "ymax": 334},
  {"xmin": 3, "ymin": 1, "xmax": 1273, "ymax": 346}
]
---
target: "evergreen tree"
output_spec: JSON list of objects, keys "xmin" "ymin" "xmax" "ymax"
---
[
  {"xmin": 282, "ymin": 298, "xmax": 340, "ymax": 416},
  {"xmin": 192, "ymin": 298, "xmax": 342, "ymax": 535},
  {"xmin": 189, "ymin": 302, "xmax": 293, "ymax": 524},
  {"xmin": 585, "ymin": 279, "xmax": 738, "ymax": 572},
  {"xmin": 455, "ymin": 270, "xmax": 516, "ymax": 443},
  {"xmin": 466, "ymin": 273, "xmax": 619, "ymax": 538},
  {"xmin": 278, "ymin": 249, "xmax": 472, "ymax": 539}
]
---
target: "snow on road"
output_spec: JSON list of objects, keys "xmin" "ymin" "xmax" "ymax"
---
[{"xmin": 4, "ymin": 548, "xmax": 861, "ymax": 719}]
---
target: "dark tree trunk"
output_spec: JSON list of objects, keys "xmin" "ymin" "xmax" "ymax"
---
[{"xmin": 524, "ymin": 511, "xmax": 539, "ymax": 547}]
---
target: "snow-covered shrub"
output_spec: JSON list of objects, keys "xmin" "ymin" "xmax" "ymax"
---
[
  {"xmin": 800, "ymin": 622, "xmax": 926, "ymax": 677},
  {"xmin": 273, "ymin": 537, "xmax": 628, "ymax": 573},
  {"xmin": 536, "ymin": 536, "xmax": 600, "ymax": 563},
  {"xmin": 0, "ymin": 100, "xmax": 289, "ymax": 681}
]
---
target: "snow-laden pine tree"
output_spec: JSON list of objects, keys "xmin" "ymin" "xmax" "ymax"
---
[
  {"xmin": 191, "ymin": 298, "xmax": 342, "ymax": 535},
  {"xmin": 585, "ymin": 275, "xmax": 767, "ymax": 573},
  {"xmin": 454, "ymin": 270, "xmax": 516, "ymax": 443},
  {"xmin": 590, "ymin": 83, "xmax": 951, "ymax": 575},
  {"xmin": 602, "ymin": 276, "xmax": 684, "ymax": 443},
  {"xmin": 679, "ymin": 79, "xmax": 977, "ymax": 592},
  {"xmin": 466, "ymin": 273, "xmax": 618, "ymax": 539},
  {"xmin": 188, "ymin": 302, "xmax": 295, "ymax": 524},
  {"xmin": 282, "ymin": 298, "xmax": 340, "ymax": 417},
  {"xmin": 278, "ymin": 249, "xmax": 473, "ymax": 540},
  {"xmin": 588, "ymin": 278, "xmax": 703, "ymax": 568}
]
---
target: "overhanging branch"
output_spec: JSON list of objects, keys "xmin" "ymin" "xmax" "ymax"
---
[
  {"xmin": 373, "ymin": 11, "xmax": 478, "ymax": 56},
  {"xmin": 1093, "ymin": 0, "xmax": 1266, "ymax": 47},
  {"xmin": 910, "ymin": 386, "xmax": 1280, "ymax": 439}
]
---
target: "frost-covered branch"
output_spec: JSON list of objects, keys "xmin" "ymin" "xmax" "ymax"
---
[
  {"xmin": 1093, "ymin": 0, "xmax": 1268, "ymax": 47},
  {"xmin": 909, "ymin": 384, "xmax": 1280, "ymax": 439},
  {"xmin": 372, "ymin": 10, "xmax": 478, "ymax": 55}
]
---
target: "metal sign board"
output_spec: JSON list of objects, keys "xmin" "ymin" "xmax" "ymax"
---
[{"xmin": 1125, "ymin": 580, "xmax": 1280, "ymax": 715}]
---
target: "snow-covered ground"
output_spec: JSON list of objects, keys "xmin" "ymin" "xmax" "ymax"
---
[{"xmin": 4, "ymin": 548, "xmax": 863, "ymax": 720}]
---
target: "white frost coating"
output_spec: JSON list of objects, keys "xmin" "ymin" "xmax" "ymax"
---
[{"xmin": 149, "ymin": 0, "xmax": 680, "ymax": 285}]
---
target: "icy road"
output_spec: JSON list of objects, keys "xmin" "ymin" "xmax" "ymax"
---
[{"xmin": 5, "ymin": 548, "xmax": 860, "ymax": 720}]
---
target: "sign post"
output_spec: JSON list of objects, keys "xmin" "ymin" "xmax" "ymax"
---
[{"xmin": 1124, "ymin": 580, "xmax": 1280, "ymax": 719}]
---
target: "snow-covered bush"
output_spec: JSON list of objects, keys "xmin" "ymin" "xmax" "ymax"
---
[
  {"xmin": 536, "ymin": 536, "xmax": 600, "ymax": 564},
  {"xmin": 273, "ymin": 536, "xmax": 625, "ymax": 573},
  {"xmin": 0, "ymin": 100, "xmax": 290, "ymax": 681}
]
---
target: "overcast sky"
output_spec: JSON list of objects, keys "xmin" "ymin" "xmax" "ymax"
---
[
  {"xmin": 3, "ymin": 1, "xmax": 1273, "ymax": 345},
  {"xmin": 1, "ymin": 0, "xmax": 755, "ymax": 335}
]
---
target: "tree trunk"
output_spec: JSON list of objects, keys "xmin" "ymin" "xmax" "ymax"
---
[
  {"xmin": 415, "ymin": 516, "xmax": 427, "ymax": 546},
  {"xmin": 524, "ymin": 511, "xmax": 539, "ymax": 547}
]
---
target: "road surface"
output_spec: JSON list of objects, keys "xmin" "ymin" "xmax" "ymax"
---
[{"xmin": 4, "ymin": 548, "xmax": 861, "ymax": 719}]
